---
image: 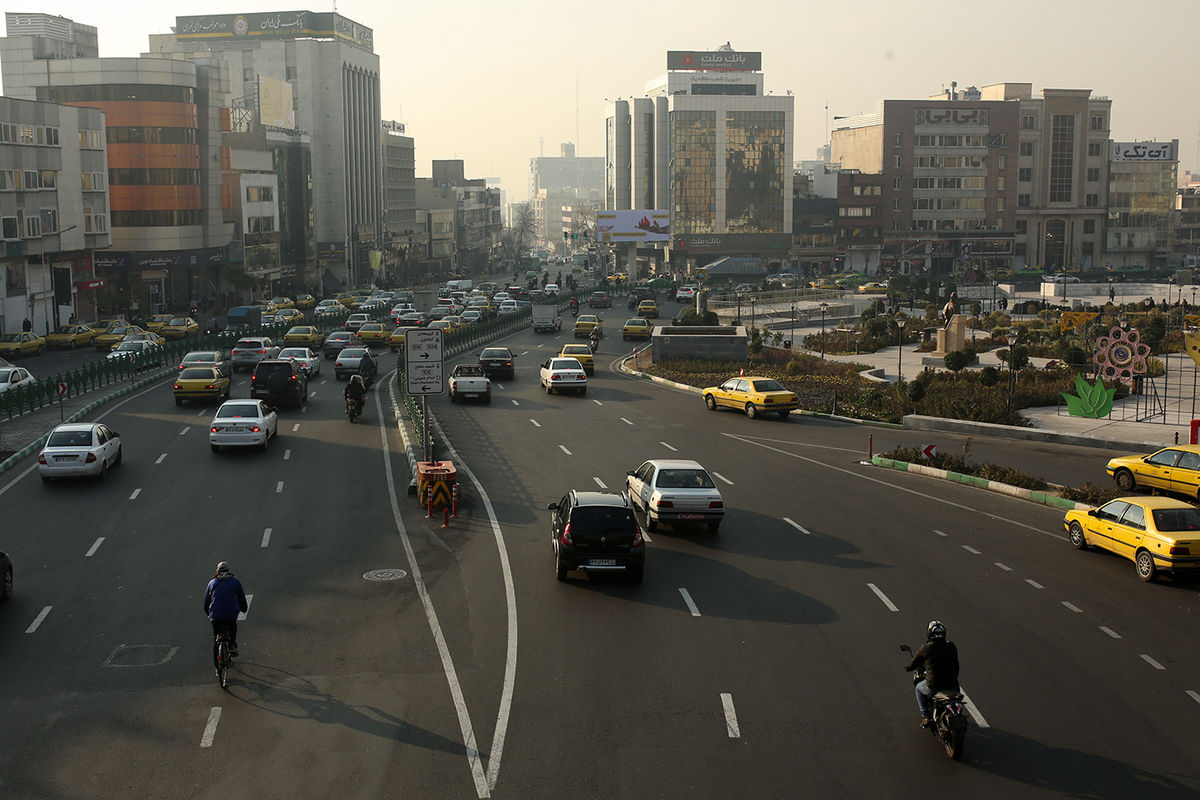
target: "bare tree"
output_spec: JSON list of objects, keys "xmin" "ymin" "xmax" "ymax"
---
[
  {"xmin": 569, "ymin": 201, "xmax": 597, "ymax": 241},
  {"xmin": 498, "ymin": 202, "xmax": 536, "ymax": 265}
]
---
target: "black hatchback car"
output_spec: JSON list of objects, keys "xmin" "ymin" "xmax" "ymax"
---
[
  {"xmin": 588, "ymin": 291, "xmax": 611, "ymax": 308},
  {"xmin": 323, "ymin": 330, "xmax": 356, "ymax": 359},
  {"xmin": 548, "ymin": 490, "xmax": 644, "ymax": 582},
  {"xmin": 250, "ymin": 359, "xmax": 308, "ymax": 407},
  {"xmin": 478, "ymin": 347, "xmax": 515, "ymax": 380}
]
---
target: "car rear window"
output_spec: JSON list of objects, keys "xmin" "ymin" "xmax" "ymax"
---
[
  {"xmin": 48, "ymin": 430, "xmax": 93, "ymax": 447},
  {"xmin": 1152, "ymin": 508, "xmax": 1200, "ymax": 532},
  {"xmin": 328, "ymin": 332, "xmax": 352, "ymax": 340},
  {"xmin": 657, "ymin": 469, "xmax": 716, "ymax": 489},
  {"xmin": 752, "ymin": 379, "xmax": 786, "ymax": 392},
  {"xmin": 455, "ymin": 365, "xmax": 485, "ymax": 376},
  {"xmin": 234, "ymin": 339, "xmax": 262, "ymax": 349},
  {"xmin": 569, "ymin": 506, "xmax": 637, "ymax": 532},
  {"xmin": 216, "ymin": 403, "xmax": 260, "ymax": 418},
  {"xmin": 255, "ymin": 363, "xmax": 292, "ymax": 377},
  {"xmin": 340, "ymin": 348, "xmax": 367, "ymax": 358},
  {"xmin": 184, "ymin": 352, "xmax": 216, "ymax": 362},
  {"xmin": 179, "ymin": 368, "xmax": 216, "ymax": 379},
  {"xmin": 481, "ymin": 349, "xmax": 510, "ymax": 359}
]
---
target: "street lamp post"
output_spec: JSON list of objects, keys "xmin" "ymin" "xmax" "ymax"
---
[
  {"xmin": 896, "ymin": 316, "xmax": 907, "ymax": 382},
  {"xmin": 735, "ymin": 293, "xmax": 742, "ymax": 325},
  {"xmin": 819, "ymin": 302, "xmax": 828, "ymax": 360},
  {"xmin": 992, "ymin": 280, "xmax": 998, "ymax": 314},
  {"xmin": 790, "ymin": 302, "xmax": 796, "ymax": 349}
]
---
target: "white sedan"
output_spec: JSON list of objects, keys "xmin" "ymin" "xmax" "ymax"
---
[
  {"xmin": 625, "ymin": 458, "xmax": 725, "ymax": 533},
  {"xmin": 38, "ymin": 422, "xmax": 123, "ymax": 482},
  {"xmin": 0, "ymin": 366, "xmax": 35, "ymax": 394},
  {"xmin": 539, "ymin": 357, "xmax": 587, "ymax": 395},
  {"xmin": 278, "ymin": 347, "xmax": 321, "ymax": 377},
  {"xmin": 209, "ymin": 399, "xmax": 279, "ymax": 453},
  {"xmin": 498, "ymin": 300, "xmax": 521, "ymax": 316},
  {"xmin": 106, "ymin": 340, "xmax": 163, "ymax": 362},
  {"xmin": 544, "ymin": 283, "xmax": 560, "ymax": 296}
]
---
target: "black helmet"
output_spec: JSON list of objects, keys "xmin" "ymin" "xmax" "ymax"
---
[{"xmin": 927, "ymin": 620, "xmax": 946, "ymax": 640}]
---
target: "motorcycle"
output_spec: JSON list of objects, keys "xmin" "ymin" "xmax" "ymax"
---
[
  {"xmin": 345, "ymin": 396, "xmax": 363, "ymax": 422},
  {"xmin": 900, "ymin": 644, "xmax": 968, "ymax": 760},
  {"xmin": 589, "ymin": 335, "xmax": 600, "ymax": 354},
  {"xmin": 570, "ymin": 304, "xmax": 580, "ymax": 318}
]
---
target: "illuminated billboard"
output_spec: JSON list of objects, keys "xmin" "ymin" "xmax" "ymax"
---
[
  {"xmin": 258, "ymin": 75, "xmax": 295, "ymax": 129},
  {"xmin": 596, "ymin": 210, "xmax": 670, "ymax": 243}
]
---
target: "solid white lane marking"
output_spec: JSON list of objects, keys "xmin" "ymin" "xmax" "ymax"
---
[
  {"xmin": 711, "ymin": 471, "xmax": 733, "ymax": 485},
  {"xmin": 620, "ymin": 417, "xmax": 634, "ymax": 425},
  {"xmin": 1100, "ymin": 626, "xmax": 1122, "ymax": 639},
  {"xmin": 960, "ymin": 688, "xmax": 989, "ymax": 728},
  {"xmin": 530, "ymin": 419, "xmax": 541, "ymax": 428},
  {"xmin": 1025, "ymin": 579, "xmax": 1044, "ymax": 589},
  {"xmin": 593, "ymin": 477, "xmax": 607, "ymax": 489},
  {"xmin": 155, "ymin": 453, "xmax": 167, "ymax": 465},
  {"xmin": 283, "ymin": 449, "xmax": 291, "ymax": 461},
  {"xmin": 179, "ymin": 426, "xmax": 190, "ymax": 436},
  {"xmin": 962, "ymin": 545, "xmax": 981, "ymax": 555},
  {"xmin": 200, "ymin": 707, "xmax": 222, "ymax": 748},
  {"xmin": 85, "ymin": 537, "xmax": 104, "ymax": 557},
  {"xmin": 291, "ymin": 423, "xmax": 300, "ymax": 432},
  {"xmin": 276, "ymin": 481, "xmax": 284, "ymax": 493},
  {"xmin": 237, "ymin": 595, "xmax": 253, "ymax": 622},
  {"xmin": 867, "ymin": 583, "xmax": 899, "ymax": 612},
  {"xmin": 782, "ymin": 517, "xmax": 810, "ymax": 535},
  {"xmin": 592, "ymin": 399, "xmax": 603, "ymax": 406},
  {"xmin": 558, "ymin": 445, "xmax": 572, "ymax": 456},
  {"xmin": 1187, "ymin": 689, "xmax": 1200, "ymax": 706},
  {"xmin": 261, "ymin": 528, "xmax": 272, "ymax": 548},
  {"xmin": 679, "ymin": 588, "xmax": 701, "ymax": 616},
  {"xmin": 511, "ymin": 400, "xmax": 519, "ymax": 406},
  {"xmin": 660, "ymin": 441, "xmax": 678, "ymax": 451},
  {"xmin": 26, "ymin": 606, "xmax": 52, "ymax": 633},
  {"xmin": 1141, "ymin": 654, "xmax": 1166, "ymax": 671},
  {"xmin": 129, "ymin": 489, "xmax": 142, "ymax": 500},
  {"xmin": 994, "ymin": 562, "xmax": 1013, "ymax": 571},
  {"xmin": 933, "ymin": 529, "xmax": 948, "ymax": 537},
  {"xmin": 1062, "ymin": 601, "xmax": 1082, "ymax": 613},
  {"xmin": 720, "ymin": 693, "xmax": 740, "ymax": 738}
]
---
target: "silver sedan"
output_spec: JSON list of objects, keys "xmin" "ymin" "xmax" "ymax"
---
[
  {"xmin": 38, "ymin": 422, "xmax": 123, "ymax": 482},
  {"xmin": 278, "ymin": 347, "xmax": 321, "ymax": 377},
  {"xmin": 625, "ymin": 458, "xmax": 725, "ymax": 533},
  {"xmin": 209, "ymin": 399, "xmax": 279, "ymax": 453}
]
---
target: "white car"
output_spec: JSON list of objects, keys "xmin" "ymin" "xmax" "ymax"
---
[
  {"xmin": 460, "ymin": 309, "xmax": 483, "ymax": 324},
  {"xmin": 38, "ymin": 422, "xmax": 123, "ymax": 482},
  {"xmin": 498, "ymin": 300, "xmax": 521, "ymax": 316},
  {"xmin": 209, "ymin": 399, "xmax": 279, "ymax": 453},
  {"xmin": 0, "ymin": 366, "xmax": 35, "ymax": 394},
  {"xmin": 492, "ymin": 292, "xmax": 510, "ymax": 303},
  {"xmin": 539, "ymin": 357, "xmax": 588, "ymax": 395},
  {"xmin": 625, "ymin": 458, "xmax": 725, "ymax": 533},
  {"xmin": 277, "ymin": 347, "xmax": 321, "ymax": 377},
  {"xmin": 344, "ymin": 313, "xmax": 371, "ymax": 331},
  {"xmin": 676, "ymin": 286, "xmax": 697, "ymax": 300},
  {"xmin": 314, "ymin": 299, "xmax": 343, "ymax": 316},
  {"xmin": 1045, "ymin": 273, "xmax": 1081, "ymax": 284},
  {"xmin": 544, "ymin": 284, "xmax": 560, "ymax": 296}
]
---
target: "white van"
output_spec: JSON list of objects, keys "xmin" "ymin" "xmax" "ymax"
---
[{"xmin": 446, "ymin": 279, "xmax": 473, "ymax": 292}]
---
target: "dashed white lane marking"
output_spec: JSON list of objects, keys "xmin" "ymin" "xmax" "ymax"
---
[
  {"xmin": 933, "ymin": 529, "xmax": 948, "ymax": 537},
  {"xmin": 85, "ymin": 537, "xmax": 104, "ymax": 557},
  {"xmin": 155, "ymin": 453, "xmax": 167, "ymax": 465},
  {"xmin": 511, "ymin": 400, "xmax": 519, "ymax": 406},
  {"xmin": 867, "ymin": 583, "xmax": 899, "ymax": 612},
  {"xmin": 1141, "ymin": 654, "xmax": 1166, "ymax": 671},
  {"xmin": 782, "ymin": 517, "xmax": 810, "ymax": 535},
  {"xmin": 195, "ymin": 408, "xmax": 206, "ymax": 417},
  {"xmin": 261, "ymin": 528, "xmax": 272, "ymax": 548},
  {"xmin": 495, "ymin": 383, "xmax": 505, "ymax": 390},
  {"xmin": 994, "ymin": 562, "xmax": 1013, "ymax": 571},
  {"xmin": 301, "ymin": 406, "xmax": 308, "ymax": 413},
  {"xmin": 1187, "ymin": 689, "xmax": 1200, "ymax": 706},
  {"xmin": 678, "ymin": 588, "xmax": 701, "ymax": 617},
  {"xmin": 129, "ymin": 488, "xmax": 142, "ymax": 500},
  {"xmin": 592, "ymin": 399, "xmax": 603, "ymax": 406},
  {"xmin": 558, "ymin": 445, "xmax": 572, "ymax": 456},
  {"xmin": 641, "ymin": 530, "xmax": 652, "ymax": 543},
  {"xmin": 960, "ymin": 689, "xmax": 990, "ymax": 728},
  {"xmin": 291, "ymin": 423, "xmax": 300, "ymax": 432},
  {"xmin": 1062, "ymin": 601, "xmax": 1082, "ymax": 613},
  {"xmin": 962, "ymin": 545, "xmax": 981, "ymax": 555},
  {"xmin": 620, "ymin": 417, "xmax": 634, "ymax": 425},
  {"xmin": 660, "ymin": 441, "xmax": 678, "ymax": 451},
  {"xmin": 283, "ymin": 449, "xmax": 291, "ymax": 460},
  {"xmin": 1025, "ymin": 579, "xmax": 1044, "ymax": 589},
  {"xmin": 26, "ymin": 606, "xmax": 52, "ymax": 634},
  {"xmin": 720, "ymin": 693, "xmax": 740, "ymax": 738},
  {"xmin": 200, "ymin": 707, "xmax": 222, "ymax": 748},
  {"xmin": 593, "ymin": 477, "xmax": 607, "ymax": 489},
  {"xmin": 237, "ymin": 595, "xmax": 253, "ymax": 622},
  {"xmin": 179, "ymin": 426, "xmax": 190, "ymax": 436},
  {"xmin": 520, "ymin": 351, "xmax": 529, "ymax": 356},
  {"xmin": 309, "ymin": 391, "xmax": 317, "ymax": 397},
  {"xmin": 276, "ymin": 481, "xmax": 284, "ymax": 493},
  {"xmin": 1100, "ymin": 626, "xmax": 1122, "ymax": 639},
  {"xmin": 529, "ymin": 419, "xmax": 541, "ymax": 428},
  {"xmin": 320, "ymin": 380, "xmax": 327, "ymax": 384},
  {"xmin": 711, "ymin": 471, "xmax": 733, "ymax": 485}
]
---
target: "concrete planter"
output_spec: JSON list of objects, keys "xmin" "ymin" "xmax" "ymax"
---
[{"xmin": 651, "ymin": 325, "xmax": 747, "ymax": 361}]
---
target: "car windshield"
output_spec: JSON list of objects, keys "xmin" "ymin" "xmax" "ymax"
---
[
  {"xmin": 115, "ymin": 343, "xmax": 142, "ymax": 351},
  {"xmin": 657, "ymin": 469, "xmax": 716, "ymax": 489},
  {"xmin": 168, "ymin": 318, "xmax": 188, "ymax": 326},
  {"xmin": 47, "ymin": 429, "xmax": 93, "ymax": 447},
  {"xmin": 216, "ymin": 403, "xmax": 261, "ymax": 419},
  {"xmin": 1151, "ymin": 507, "xmax": 1200, "ymax": 532},
  {"xmin": 180, "ymin": 367, "xmax": 216, "ymax": 379},
  {"xmin": 752, "ymin": 379, "xmax": 787, "ymax": 392}
]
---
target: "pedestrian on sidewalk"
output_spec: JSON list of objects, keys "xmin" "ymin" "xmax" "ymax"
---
[{"xmin": 22, "ymin": 317, "xmax": 31, "ymax": 332}]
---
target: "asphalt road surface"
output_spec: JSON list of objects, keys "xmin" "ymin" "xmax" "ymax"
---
[{"xmin": 1, "ymin": 312, "xmax": 1197, "ymax": 799}]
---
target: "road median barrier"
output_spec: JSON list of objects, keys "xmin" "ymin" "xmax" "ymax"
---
[{"xmin": 871, "ymin": 454, "xmax": 1088, "ymax": 511}]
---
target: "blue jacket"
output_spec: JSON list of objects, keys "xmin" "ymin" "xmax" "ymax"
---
[{"xmin": 204, "ymin": 575, "xmax": 248, "ymax": 621}]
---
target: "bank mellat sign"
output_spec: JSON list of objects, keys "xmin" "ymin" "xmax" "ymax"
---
[{"xmin": 667, "ymin": 50, "xmax": 761, "ymax": 71}]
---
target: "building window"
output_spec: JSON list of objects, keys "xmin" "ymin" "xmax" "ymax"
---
[
  {"xmin": 1019, "ymin": 167, "xmax": 1032, "ymax": 182},
  {"xmin": 997, "ymin": 196, "xmax": 1006, "ymax": 211},
  {"xmin": 24, "ymin": 214, "xmax": 42, "ymax": 238},
  {"xmin": 44, "ymin": 127, "xmax": 59, "ymax": 146},
  {"xmin": 1085, "ymin": 193, "xmax": 1099, "ymax": 207},
  {"xmin": 1019, "ymin": 141, "xmax": 1034, "ymax": 157},
  {"xmin": 892, "ymin": 177, "xmax": 901, "ymax": 190},
  {"xmin": 997, "ymin": 176, "xmax": 1006, "ymax": 191},
  {"xmin": 285, "ymin": 66, "xmax": 297, "ymax": 80},
  {"xmin": 243, "ymin": 68, "xmax": 253, "ymax": 81},
  {"xmin": 1015, "ymin": 220, "xmax": 1028, "ymax": 234},
  {"xmin": 1015, "ymin": 242, "xmax": 1027, "ymax": 257},
  {"xmin": 1086, "ymin": 167, "xmax": 1100, "ymax": 182},
  {"xmin": 893, "ymin": 133, "xmax": 903, "ymax": 147},
  {"xmin": 1021, "ymin": 114, "xmax": 1037, "ymax": 130},
  {"xmin": 41, "ymin": 208, "xmax": 57, "ymax": 233},
  {"xmin": 892, "ymin": 198, "xmax": 902, "ymax": 211},
  {"xmin": 1, "ymin": 216, "xmax": 17, "ymax": 238},
  {"xmin": 246, "ymin": 186, "xmax": 274, "ymax": 202},
  {"xmin": 1049, "ymin": 114, "xmax": 1076, "ymax": 203},
  {"xmin": 1088, "ymin": 141, "xmax": 1103, "ymax": 157},
  {"xmin": 1089, "ymin": 114, "xmax": 1105, "ymax": 131},
  {"xmin": 997, "ymin": 155, "xmax": 1006, "ymax": 170},
  {"xmin": 0, "ymin": 123, "xmax": 13, "ymax": 143},
  {"xmin": 247, "ymin": 216, "xmax": 275, "ymax": 233},
  {"xmin": 1018, "ymin": 194, "xmax": 1031, "ymax": 208},
  {"xmin": 1083, "ymin": 219, "xmax": 1096, "ymax": 234},
  {"xmin": 894, "ymin": 155, "xmax": 902, "ymax": 168},
  {"xmin": 23, "ymin": 170, "xmax": 40, "ymax": 189}
]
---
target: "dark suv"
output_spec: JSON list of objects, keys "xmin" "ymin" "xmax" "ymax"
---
[
  {"xmin": 250, "ymin": 359, "xmax": 308, "ymax": 407},
  {"xmin": 548, "ymin": 490, "xmax": 644, "ymax": 583},
  {"xmin": 588, "ymin": 291, "xmax": 611, "ymax": 308},
  {"xmin": 478, "ymin": 347, "xmax": 515, "ymax": 380}
]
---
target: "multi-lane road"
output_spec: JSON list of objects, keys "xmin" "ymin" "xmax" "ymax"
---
[{"xmin": 1, "ymin": 306, "xmax": 1198, "ymax": 799}]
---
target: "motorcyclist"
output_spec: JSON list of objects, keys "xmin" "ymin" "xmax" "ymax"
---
[
  {"xmin": 628, "ymin": 295, "xmax": 639, "ymax": 311},
  {"xmin": 905, "ymin": 620, "xmax": 960, "ymax": 728},
  {"xmin": 204, "ymin": 561, "xmax": 248, "ymax": 672},
  {"xmin": 589, "ymin": 330, "xmax": 600, "ymax": 352},
  {"xmin": 357, "ymin": 349, "xmax": 378, "ymax": 387},
  {"xmin": 344, "ymin": 373, "xmax": 367, "ymax": 412},
  {"xmin": 570, "ymin": 296, "xmax": 580, "ymax": 316}
]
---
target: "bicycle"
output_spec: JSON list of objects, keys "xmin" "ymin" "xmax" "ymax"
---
[{"xmin": 215, "ymin": 630, "xmax": 235, "ymax": 688}]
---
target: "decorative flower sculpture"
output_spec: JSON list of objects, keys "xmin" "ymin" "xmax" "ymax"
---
[{"xmin": 1092, "ymin": 326, "xmax": 1150, "ymax": 380}]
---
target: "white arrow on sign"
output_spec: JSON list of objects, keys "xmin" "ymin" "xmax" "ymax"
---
[{"xmin": 58, "ymin": 382, "xmax": 67, "ymax": 396}]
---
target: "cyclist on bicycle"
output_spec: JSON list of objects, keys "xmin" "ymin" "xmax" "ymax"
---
[{"xmin": 204, "ymin": 561, "xmax": 248, "ymax": 673}]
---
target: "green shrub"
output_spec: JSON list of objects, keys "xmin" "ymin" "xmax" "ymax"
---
[
  {"xmin": 943, "ymin": 350, "xmax": 971, "ymax": 372},
  {"xmin": 1058, "ymin": 482, "xmax": 1121, "ymax": 505},
  {"xmin": 1062, "ymin": 346, "xmax": 1088, "ymax": 368},
  {"xmin": 980, "ymin": 366, "xmax": 999, "ymax": 386},
  {"xmin": 907, "ymin": 381, "xmax": 925, "ymax": 403}
]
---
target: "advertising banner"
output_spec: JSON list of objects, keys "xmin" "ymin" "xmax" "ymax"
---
[
  {"xmin": 668, "ymin": 51, "xmax": 761, "ymax": 71},
  {"xmin": 1111, "ymin": 141, "xmax": 1178, "ymax": 161},
  {"xmin": 176, "ymin": 12, "xmax": 373, "ymax": 50},
  {"xmin": 258, "ymin": 75, "xmax": 295, "ymax": 129},
  {"xmin": 671, "ymin": 233, "xmax": 792, "ymax": 254},
  {"xmin": 596, "ymin": 210, "xmax": 670, "ymax": 243}
]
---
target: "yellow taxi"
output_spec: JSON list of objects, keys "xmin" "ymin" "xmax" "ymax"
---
[
  {"xmin": 389, "ymin": 327, "xmax": 407, "ymax": 352},
  {"xmin": 356, "ymin": 321, "xmax": 389, "ymax": 345},
  {"xmin": 93, "ymin": 324, "xmax": 147, "ymax": 351},
  {"xmin": 113, "ymin": 330, "xmax": 165, "ymax": 350},
  {"xmin": 622, "ymin": 318, "xmax": 652, "ymax": 340},
  {"xmin": 701, "ymin": 375, "xmax": 799, "ymax": 420},
  {"xmin": 559, "ymin": 343, "xmax": 595, "ymax": 375},
  {"xmin": 269, "ymin": 296, "xmax": 295, "ymax": 309},
  {"xmin": 0, "ymin": 331, "xmax": 45, "ymax": 357},
  {"xmin": 574, "ymin": 314, "xmax": 603, "ymax": 338},
  {"xmin": 442, "ymin": 315, "xmax": 466, "ymax": 331},
  {"xmin": 335, "ymin": 292, "xmax": 357, "ymax": 308},
  {"xmin": 1106, "ymin": 445, "xmax": 1200, "ymax": 500},
  {"xmin": 46, "ymin": 324, "xmax": 96, "ymax": 349},
  {"xmin": 173, "ymin": 366, "xmax": 231, "ymax": 407},
  {"xmin": 808, "ymin": 279, "xmax": 837, "ymax": 290},
  {"xmin": 427, "ymin": 319, "xmax": 453, "ymax": 334},
  {"xmin": 161, "ymin": 316, "xmax": 199, "ymax": 340},
  {"xmin": 1064, "ymin": 496, "xmax": 1200, "ymax": 582},
  {"xmin": 636, "ymin": 299, "xmax": 659, "ymax": 319},
  {"xmin": 145, "ymin": 313, "xmax": 176, "ymax": 333},
  {"xmin": 273, "ymin": 308, "xmax": 305, "ymax": 324},
  {"xmin": 857, "ymin": 281, "xmax": 888, "ymax": 294},
  {"xmin": 293, "ymin": 293, "xmax": 317, "ymax": 310},
  {"xmin": 284, "ymin": 325, "xmax": 324, "ymax": 347}
]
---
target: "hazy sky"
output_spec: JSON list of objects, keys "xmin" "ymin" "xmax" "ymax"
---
[{"xmin": 10, "ymin": 0, "xmax": 1200, "ymax": 202}]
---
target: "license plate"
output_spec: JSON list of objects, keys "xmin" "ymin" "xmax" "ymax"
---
[
  {"xmin": 588, "ymin": 559, "xmax": 617, "ymax": 566},
  {"xmin": 56, "ymin": 455, "xmax": 79, "ymax": 462},
  {"xmin": 679, "ymin": 513, "xmax": 703, "ymax": 520},
  {"xmin": 463, "ymin": 393, "xmax": 478, "ymax": 397}
]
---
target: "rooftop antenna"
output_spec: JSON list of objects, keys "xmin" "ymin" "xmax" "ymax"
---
[{"xmin": 575, "ymin": 72, "xmax": 580, "ymax": 155}]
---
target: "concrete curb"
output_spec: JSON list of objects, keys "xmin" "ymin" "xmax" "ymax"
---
[
  {"xmin": 871, "ymin": 454, "xmax": 1089, "ymax": 511},
  {"xmin": 386, "ymin": 373, "xmax": 422, "ymax": 495},
  {"xmin": 0, "ymin": 366, "xmax": 175, "ymax": 475},
  {"xmin": 901, "ymin": 413, "xmax": 1173, "ymax": 452}
]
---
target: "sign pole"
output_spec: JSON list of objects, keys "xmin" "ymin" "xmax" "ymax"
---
[{"xmin": 423, "ymin": 394, "xmax": 431, "ymax": 464}]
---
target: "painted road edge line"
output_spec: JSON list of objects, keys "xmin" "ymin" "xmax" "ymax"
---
[
  {"xmin": 678, "ymin": 588, "xmax": 701, "ymax": 617},
  {"xmin": 720, "ymin": 693, "xmax": 740, "ymax": 738},
  {"xmin": 960, "ymin": 689, "xmax": 989, "ymax": 728},
  {"xmin": 867, "ymin": 583, "xmax": 899, "ymax": 612},
  {"xmin": 200, "ymin": 707, "xmax": 222, "ymax": 748}
]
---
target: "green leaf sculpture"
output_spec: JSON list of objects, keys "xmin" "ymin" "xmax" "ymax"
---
[{"xmin": 1061, "ymin": 374, "xmax": 1115, "ymax": 418}]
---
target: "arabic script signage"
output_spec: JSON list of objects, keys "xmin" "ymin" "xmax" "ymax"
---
[
  {"xmin": 1110, "ymin": 141, "xmax": 1177, "ymax": 162},
  {"xmin": 176, "ymin": 12, "xmax": 374, "ymax": 51},
  {"xmin": 667, "ymin": 50, "xmax": 762, "ymax": 72},
  {"xmin": 914, "ymin": 108, "xmax": 990, "ymax": 125},
  {"xmin": 93, "ymin": 248, "xmax": 228, "ymax": 270}
]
